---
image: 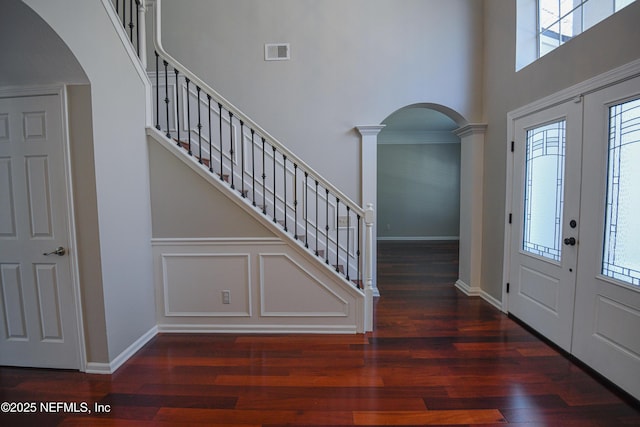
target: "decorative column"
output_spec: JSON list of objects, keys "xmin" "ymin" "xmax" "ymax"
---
[
  {"xmin": 453, "ymin": 124, "xmax": 487, "ymax": 296},
  {"xmin": 355, "ymin": 125, "xmax": 384, "ymax": 296}
]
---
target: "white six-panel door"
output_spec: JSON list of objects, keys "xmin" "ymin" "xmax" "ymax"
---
[{"xmin": 0, "ymin": 93, "xmax": 80, "ymax": 369}]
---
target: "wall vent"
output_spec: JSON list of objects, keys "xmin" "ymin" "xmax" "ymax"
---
[{"xmin": 265, "ymin": 43, "xmax": 290, "ymax": 61}]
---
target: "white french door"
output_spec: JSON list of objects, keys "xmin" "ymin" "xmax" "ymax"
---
[
  {"xmin": 0, "ymin": 92, "xmax": 81, "ymax": 369},
  {"xmin": 508, "ymin": 100, "xmax": 583, "ymax": 353},
  {"xmin": 507, "ymin": 75, "xmax": 640, "ymax": 400},
  {"xmin": 572, "ymin": 77, "xmax": 640, "ymax": 400}
]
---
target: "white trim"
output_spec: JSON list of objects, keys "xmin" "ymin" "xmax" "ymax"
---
[
  {"xmin": 455, "ymin": 279, "xmax": 503, "ymax": 312},
  {"xmin": 455, "ymin": 279, "xmax": 480, "ymax": 296},
  {"xmin": 157, "ymin": 324, "xmax": 357, "ymax": 334},
  {"xmin": 355, "ymin": 125, "xmax": 386, "ymax": 136},
  {"xmin": 85, "ymin": 325, "xmax": 158, "ymax": 374},
  {"xmin": 508, "ymin": 58, "xmax": 640, "ymax": 121},
  {"xmin": 480, "ymin": 290, "xmax": 503, "ymax": 312},
  {"xmin": 377, "ymin": 236, "xmax": 459, "ymax": 241},
  {"xmin": 503, "ymin": 58, "xmax": 640, "ymax": 316},
  {"xmin": 453, "ymin": 123, "xmax": 488, "ymax": 138}
]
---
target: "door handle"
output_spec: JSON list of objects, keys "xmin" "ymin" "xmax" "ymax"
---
[
  {"xmin": 563, "ymin": 237, "xmax": 576, "ymax": 246},
  {"xmin": 43, "ymin": 246, "xmax": 66, "ymax": 256}
]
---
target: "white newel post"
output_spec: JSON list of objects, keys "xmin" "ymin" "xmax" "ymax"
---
[
  {"xmin": 356, "ymin": 125, "xmax": 384, "ymax": 297},
  {"xmin": 364, "ymin": 203, "xmax": 375, "ymax": 332},
  {"xmin": 138, "ymin": 0, "xmax": 148, "ymax": 69}
]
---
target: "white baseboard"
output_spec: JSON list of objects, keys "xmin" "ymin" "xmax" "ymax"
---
[
  {"xmin": 455, "ymin": 279, "xmax": 479, "ymax": 295},
  {"xmin": 157, "ymin": 324, "xmax": 357, "ymax": 334},
  {"xmin": 84, "ymin": 325, "xmax": 158, "ymax": 374},
  {"xmin": 455, "ymin": 279, "xmax": 503, "ymax": 311}
]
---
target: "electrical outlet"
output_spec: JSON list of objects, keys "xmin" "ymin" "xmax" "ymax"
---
[
  {"xmin": 222, "ymin": 290, "xmax": 231, "ymax": 304},
  {"xmin": 337, "ymin": 216, "xmax": 349, "ymax": 227}
]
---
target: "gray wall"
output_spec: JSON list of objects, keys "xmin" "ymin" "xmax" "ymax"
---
[
  {"xmin": 377, "ymin": 143, "xmax": 460, "ymax": 239},
  {"xmin": 0, "ymin": 0, "xmax": 88, "ymax": 86},
  {"xmin": 159, "ymin": 0, "xmax": 484, "ymax": 202},
  {"xmin": 149, "ymin": 140, "xmax": 274, "ymax": 238},
  {"xmin": 481, "ymin": 1, "xmax": 640, "ymax": 300}
]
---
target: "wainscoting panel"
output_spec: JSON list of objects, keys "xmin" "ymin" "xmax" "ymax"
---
[
  {"xmin": 259, "ymin": 253, "xmax": 349, "ymax": 317},
  {"xmin": 153, "ymin": 238, "xmax": 365, "ymax": 333},
  {"xmin": 162, "ymin": 253, "xmax": 251, "ymax": 317}
]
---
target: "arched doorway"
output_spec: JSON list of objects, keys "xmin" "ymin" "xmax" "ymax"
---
[
  {"xmin": 377, "ymin": 106, "xmax": 461, "ymax": 241},
  {"xmin": 357, "ymin": 104, "xmax": 486, "ymax": 297}
]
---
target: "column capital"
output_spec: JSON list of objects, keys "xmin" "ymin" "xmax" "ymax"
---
[
  {"xmin": 453, "ymin": 123, "xmax": 487, "ymax": 138},
  {"xmin": 355, "ymin": 125, "xmax": 386, "ymax": 137}
]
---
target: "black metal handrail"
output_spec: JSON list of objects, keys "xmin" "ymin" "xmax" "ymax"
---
[{"xmin": 150, "ymin": 49, "xmax": 364, "ymax": 288}]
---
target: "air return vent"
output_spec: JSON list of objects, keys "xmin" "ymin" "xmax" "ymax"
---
[{"xmin": 265, "ymin": 43, "xmax": 290, "ymax": 61}]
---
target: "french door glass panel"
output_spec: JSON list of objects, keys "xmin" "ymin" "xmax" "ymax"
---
[
  {"xmin": 523, "ymin": 120, "xmax": 566, "ymax": 262},
  {"xmin": 602, "ymin": 97, "xmax": 640, "ymax": 286}
]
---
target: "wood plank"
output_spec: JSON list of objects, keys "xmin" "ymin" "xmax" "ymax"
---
[{"xmin": 352, "ymin": 409, "xmax": 506, "ymax": 425}]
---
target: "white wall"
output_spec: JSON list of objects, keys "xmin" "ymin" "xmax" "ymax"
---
[
  {"xmin": 482, "ymin": 1, "xmax": 640, "ymax": 301},
  {"xmin": 158, "ymin": 0, "xmax": 484, "ymax": 202},
  {"xmin": 23, "ymin": 0, "xmax": 156, "ymax": 364}
]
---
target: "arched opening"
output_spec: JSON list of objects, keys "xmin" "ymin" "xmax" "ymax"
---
[
  {"xmin": 377, "ymin": 106, "xmax": 461, "ymax": 241},
  {"xmin": 358, "ymin": 103, "xmax": 484, "ymax": 297}
]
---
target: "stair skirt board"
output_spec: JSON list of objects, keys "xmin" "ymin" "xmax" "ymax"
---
[{"xmin": 152, "ymin": 239, "xmax": 366, "ymax": 333}]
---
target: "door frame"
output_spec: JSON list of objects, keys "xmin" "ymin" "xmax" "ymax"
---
[
  {"xmin": 502, "ymin": 58, "xmax": 640, "ymax": 314},
  {"xmin": 0, "ymin": 84, "xmax": 87, "ymax": 371}
]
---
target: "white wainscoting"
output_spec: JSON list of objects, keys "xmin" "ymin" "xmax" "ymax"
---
[{"xmin": 152, "ymin": 238, "xmax": 365, "ymax": 333}]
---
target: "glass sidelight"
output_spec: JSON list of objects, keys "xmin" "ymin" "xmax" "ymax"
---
[
  {"xmin": 602, "ymin": 98, "xmax": 640, "ymax": 286},
  {"xmin": 522, "ymin": 120, "xmax": 567, "ymax": 262}
]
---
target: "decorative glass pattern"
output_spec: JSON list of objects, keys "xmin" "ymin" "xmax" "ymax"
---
[
  {"xmin": 523, "ymin": 121, "xmax": 566, "ymax": 261},
  {"xmin": 602, "ymin": 98, "xmax": 640, "ymax": 286}
]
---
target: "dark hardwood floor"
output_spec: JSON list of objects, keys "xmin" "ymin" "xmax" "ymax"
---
[{"xmin": 1, "ymin": 240, "xmax": 638, "ymax": 426}]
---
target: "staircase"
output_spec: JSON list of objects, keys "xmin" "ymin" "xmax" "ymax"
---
[{"xmin": 113, "ymin": 0, "xmax": 375, "ymax": 332}]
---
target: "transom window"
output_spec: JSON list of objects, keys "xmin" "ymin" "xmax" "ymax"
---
[
  {"xmin": 539, "ymin": 0, "xmax": 636, "ymax": 57},
  {"xmin": 516, "ymin": 0, "xmax": 637, "ymax": 70}
]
